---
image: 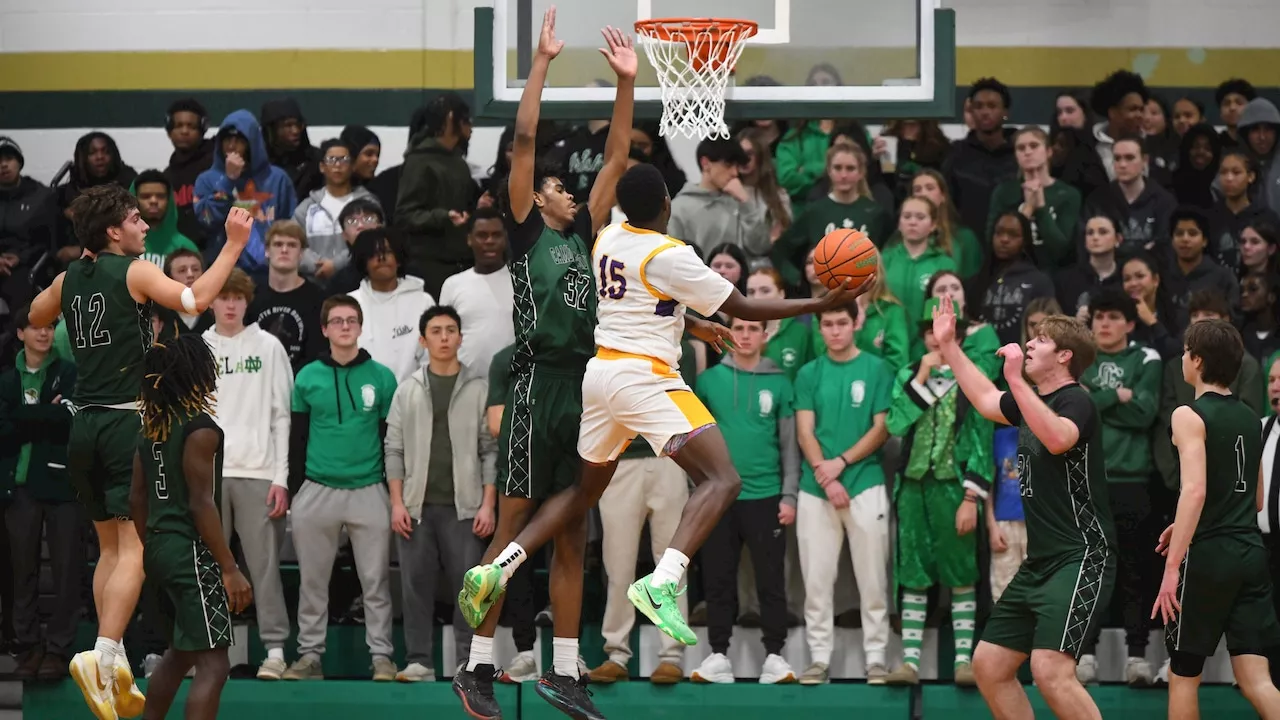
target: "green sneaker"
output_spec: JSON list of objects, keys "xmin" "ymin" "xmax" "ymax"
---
[
  {"xmin": 627, "ymin": 574, "xmax": 697, "ymax": 646},
  {"xmin": 458, "ymin": 564, "xmax": 505, "ymax": 628}
]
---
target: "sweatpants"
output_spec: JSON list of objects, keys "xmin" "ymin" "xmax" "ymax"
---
[
  {"xmin": 702, "ymin": 495, "xmax": 788, "ymax": 655},
  {"xmin": 221, "ymin": 477, "xmax": 290, "ymax": 650},
  {"xmin": 292, "ymin": 480, "xmax": 394, "ymax": 658},
  {"xmin": 1082, "ymin": 480, "xmax": 1158, "ymax": 657},
  {"xmin": 796, "ymin": 486, "xmax": 890, "ymax": 667},
  {"xmin": 598, "ymin": 457, "xmax": 688, "ymax": 668},
  {"xmin": 6, "ymin": 490, "xmax": 84, "ymax": 656},
  {"xmin": 399, "ymin": 504, "xmax": 485, "ymax": 668}
]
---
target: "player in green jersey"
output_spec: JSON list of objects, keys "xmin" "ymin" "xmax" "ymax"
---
[
  {"xmin": 452, "ymin": 13, "xmax": 640, "ymax": 720},
  {"xmin": 27, "ymin": 185, "xmax": 251, "ymax": 720},
  {"xmin": 934, "ymin": 300, "xmax": 1117, "ymax": 720},
  {"xmin": 1153, "ymin": 319, "xmax": 1280, "ymax": 719},
  {"xmin": 128, "ymin": 334, "xmax": 252, "ymax": 720}
]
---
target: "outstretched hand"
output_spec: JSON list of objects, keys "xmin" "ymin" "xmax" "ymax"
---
[
  {"xmin": 598, "ymin": 25, "xmax": 638, "ymax": 80},
  {"xmin": 817, "ymin": 273, "xmax": 877, "ymax": 310},
  {"xmin": 537, "ymin": 6, "xmax": 565, "ymax": 60},
  {"xmin": 932, "ymin": 293, "xmax": 958, "ymax": 346},
  {"xmin": 688, "ymin": 317, "xmax": 733, "ymax": 354}
]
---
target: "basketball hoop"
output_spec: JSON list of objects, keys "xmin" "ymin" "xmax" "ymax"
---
[{"xmin": 634, "ymin": 17, "xmax": 758, "ymax": 140}]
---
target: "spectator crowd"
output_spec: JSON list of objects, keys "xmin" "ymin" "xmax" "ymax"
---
[{"xmin": 2, "ymin": 65, "xmax": 1280, "ymax": 691}]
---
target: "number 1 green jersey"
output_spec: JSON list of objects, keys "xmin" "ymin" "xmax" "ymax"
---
[
  {"xmin": 1188, "ymin": 392, "xmax": 1263, "ymax": 545},
  {"xmin": 60, "ymin": 253, "xmax": 155, "ymax": 406}
]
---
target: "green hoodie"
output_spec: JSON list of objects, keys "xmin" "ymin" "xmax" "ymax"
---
[
  {"xmin": 880, "ymin": 240, "xmax": 958, "ymax": 361},
  {"xmin": 883, "ymin": 228, "xmax": 983, "ymax": 282},
  {"xmin": 853, "ymin": 299, "xmax": 910, "ymax": 375},
  {"xmin": 774, "ymin": 121, "xmax": 831, "ymax": 213},
  {"xmin": 772, "ymin": 195, "xmax": 893, "ymax": 288},
  {"xmin": 986, "ymin": 179, "xmax": 1080, "ymax": 267},
  {"xmin": 129, "ymin": 179, "xmax": 198, "ymax": 268},
  {"xmin": 695, "ymin": 355, "xmax": 800, "ymax": 504},
  {"xmin": 0, "ymin": 350, "xmax": 76, "ymax": 502},
  {"xmin": 291, "ymin": 349, "xmax": 399, "ymax": 489},
  {"xmin": 1079, "ymin": 341, "xmax": 1163, "ymax": 481},
  {"xmin": 764, "ymin": 317, "xmax": 816, "ymax": 383}
]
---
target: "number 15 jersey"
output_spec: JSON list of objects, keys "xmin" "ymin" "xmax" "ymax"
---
[{"xmin": 592, "ymin": 223, "xmax": 734, "ymax": 370}]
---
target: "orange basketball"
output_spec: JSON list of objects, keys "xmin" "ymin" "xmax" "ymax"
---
[{"xmin": 812, "ymin": 229, "xmax": 879, "ymax": 291}]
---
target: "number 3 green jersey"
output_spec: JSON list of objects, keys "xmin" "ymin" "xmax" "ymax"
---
[
  {"xmin": 60, "ymin": 254, "xmax": 155, "ymax": 406},
  {"xmin": 139, "ymin": 412, "xmax": 223, "ymax": 540},
  {"xmin": 506, "ymin": 210, "xmax": 597, "ymax": 372}
]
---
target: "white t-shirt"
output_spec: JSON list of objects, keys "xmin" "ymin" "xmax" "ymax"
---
[
  {"xmin": 439, "ymin": 267, "xmax": 515, "ymax": 377},
  {"xmin": 592, "ymin": 222, "xmax": 734, "ymax": 369}
]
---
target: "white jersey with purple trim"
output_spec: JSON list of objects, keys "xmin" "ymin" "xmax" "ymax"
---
[{"xmin": 590, "ymin": 222, "xmax": 735, "ymax": 369}]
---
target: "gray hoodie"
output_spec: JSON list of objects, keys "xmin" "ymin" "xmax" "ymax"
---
[
  {"xmin": 1239, "ymin": 98, "xmax": 1280, "ymax": 213},
  {"xmin": 293, "ymin": 185, "xmax": 378, "ymax": 280},
  {"xmin": 668, "ymin": 181, "xmax": 771, "ymax": 260},
  {"xmin": 384, "ymin": 363, "xmax": 496, "ymax": 522}
]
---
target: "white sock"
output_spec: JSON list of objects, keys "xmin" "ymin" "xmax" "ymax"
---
[
  {"xmin": 94, "ymin": 637, "xmax": 119, "ymax": 677},
  {"xmin": 267, "ymin": 647, "xmax": 285, "ymax": 661},
  {"xmin": 495, "ymin": 542, "xmax": 527, "ymax": 584},
  {"xmin": 552, "ymin": 637, "xmax": 579, "ymax": 678},
  {"xmin": 467, "ymin": 635, "xmax": 494, "ymax": 672},
  {"xmin": 651, "ymin": 548, "xmax": 690, "ymax": 588}
]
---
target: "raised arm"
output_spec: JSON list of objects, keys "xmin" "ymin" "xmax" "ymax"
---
[
  {"xmin": 587, "ymin": 26, "xmax": 638, "ymax": 236},
  {"xmin": 28, "ymin": 272, "xmax": 65, "ymax": 328},
  {"xmin": 128, "ymin": 207, "xmax": 253, "ymax": 313},
  {"xmin": 509, "ymin": 8, "xmax": 562, "ymax": 225},
  {"xmin": 1003, "ymin": 352, "xmax": 1082, "ymax": 455},
  {"xmin": 933, "ymin": 296, "xmax": 1009, "ymax": 424}
]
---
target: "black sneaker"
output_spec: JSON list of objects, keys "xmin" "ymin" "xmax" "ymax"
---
[
  {"xmin": 453, "ymin": 663, "xmax": 503, "ymax": 720},
  {"xmin": 534, "ymin": 670, "xmax": 606, "ymax": 720}
]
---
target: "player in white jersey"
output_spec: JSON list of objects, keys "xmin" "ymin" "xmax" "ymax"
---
[{"xmin": 480, "ymin": 163, "xmax": 873, "ymax": 647}]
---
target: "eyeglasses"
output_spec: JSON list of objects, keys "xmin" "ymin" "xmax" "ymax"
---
[
  {"xmin": 322, "ymin": 156, "xmax": 352, "ymax": 166},
  {"xmin": 344, "ymin": 215, "xmax": 380, "ymax": 228},
  {"xmin": 326, "ymin": 317, "xmax": 361, "ymax": 327}
]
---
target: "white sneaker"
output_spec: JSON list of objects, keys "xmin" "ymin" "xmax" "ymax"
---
[
  {"xmin": 1075, "ymin": 654, "xmax": 1098, "ymax": 685},
  {"xmin": 691, "ymin": 653, "xmax": 734, "ymax": 684},
  {"xmin": 1153, "ymin": 658, "xmax": 1170, "ymax": 687},
  {"xmin": 1125, "ymin": 657, "xmax": 1153, "ymax": 687},
  {"xmin": 395, "ymin": 662, "xmax": 436, "ymax": 682},
  {"xmin": 257, "ymin": 657, "xmax": 288, "ymax": 681},
  {"xmin": 759, "ymin": 654, "xmax": 796, "ymax": 684},
  {"xmin": 69, "ymin": 650, "xmax": 118, "ymax": 720},
  {"xmin": 500, "ymin": 651, "xmax": 539, "ymax": 683}
]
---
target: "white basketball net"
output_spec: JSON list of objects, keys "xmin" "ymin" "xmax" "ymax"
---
[{"xmin": 635, "ymin": 20, "xmax": 757, "ymax": 140}]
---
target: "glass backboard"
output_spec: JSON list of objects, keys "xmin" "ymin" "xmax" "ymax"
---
[{"xmin": 474, "ymin": 0, "xmax": 955, "ymax": 120}]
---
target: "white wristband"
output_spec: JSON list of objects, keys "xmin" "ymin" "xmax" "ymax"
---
[{"xmin": 180, "ymin": 287, "xmax": 197, "ymax": 314}]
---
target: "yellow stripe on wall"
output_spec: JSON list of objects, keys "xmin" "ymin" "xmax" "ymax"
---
[{"xmin": 2, "ymin": 47, "xmax": 1279, "ymax": 93}]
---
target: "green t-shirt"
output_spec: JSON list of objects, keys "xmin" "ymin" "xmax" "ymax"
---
[
  {"xmin": 763, "ymin": 317, "xmax": 814, "ymax": 383},
  {"xmin": 695, "ymin": 361, "xmax": 794, "ymax": 499},
  {"xmin": 292, "ymin": 353, "xmax": 398, "ymax": 489},
  {"xmin": 424, "ymin": 370, "xmax": 458, "ymax": 505},
  {"xmin": 794, "ymin": 351, "xmax": 894, "ymax": 499}
]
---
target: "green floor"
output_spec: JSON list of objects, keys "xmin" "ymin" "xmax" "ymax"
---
[{"xmin": 23, "ymin": 679, "xmax": 1258, "ymax": 719}]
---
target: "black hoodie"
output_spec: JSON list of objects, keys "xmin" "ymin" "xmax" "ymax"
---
[
  {"xmin": 942, "ymin": 128, "xmax": 1019, "ymax": 238},
  {"xmin": 0, "ymin": 176, "xmax": 61, "ymax": 263},
  {"xmin": 1082, "ymin": 180, "xmax": 1178, "ymax": 259},
  {"xmin": 1172, "ymin": 124, "xmax": 1222, "ymax": 209},
  {"xmin": 164, "ymin": 137, "xmax": 215, "ymax": 248},
  {"xmin": 1206, "ymin": 199, "xmax": 1280, "ymax": 274},
  {"xmin": 969, "ymin": 251, "xmax": 1055, "ymax": 346},
  {"xmin": 55, "ymin": 132, "xmax": 138, "ymax": 247},
  {"xmin": 260, "ymin": 99, "xmax": 323, "ymax": 198}
]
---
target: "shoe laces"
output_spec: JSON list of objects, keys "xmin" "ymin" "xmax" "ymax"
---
[
  {"xmin": 656, "ymin": 580, "xmax": 687, "ymax": 599},
  {"xmin": 575, "ymin": 674, "xmax": 594, "ymax": 698}
]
